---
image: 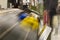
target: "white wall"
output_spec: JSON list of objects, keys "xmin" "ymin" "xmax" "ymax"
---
[{"xmin": 0, "ymin": 0, "xmax": 7, "ymax": 9}]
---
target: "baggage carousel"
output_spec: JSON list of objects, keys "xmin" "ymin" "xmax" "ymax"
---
[{"xmin": 0, "ymin": 9, "xmax": 38, "ymax": 40}]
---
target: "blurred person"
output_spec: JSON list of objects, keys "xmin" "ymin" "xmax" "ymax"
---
[
  {"xmin": 9, "ymin": 0, "xmax": 20, "ymax": 8},
  {"xmin": 22, "ymin": 4, "xmax": 28, "ymax": 10},
  {"xmin": 43, "ymin": 0, "xmax": 58, "ymax": 40}
]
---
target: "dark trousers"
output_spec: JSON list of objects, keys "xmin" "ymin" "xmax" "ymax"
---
[{"xmin": 47, "ymin": 9, "xmax": 56, "ymax": 40}]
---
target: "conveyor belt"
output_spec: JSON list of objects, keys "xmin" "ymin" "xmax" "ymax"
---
[
  {"xmin": 0, "ymin": 9, "xmax": 38, "ymax": 40},
  {"xmin": 0, "ymin": 9, "xmax": 21, "ymax": 35}
]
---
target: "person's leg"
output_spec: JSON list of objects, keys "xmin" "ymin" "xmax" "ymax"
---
[
  {"xmin": 47, "ymin": 15, "xmax": 53, "ymax": 40},
  {"xmin": 47, "ymin": 9, "xmax": 56, "ymax": 40}
]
